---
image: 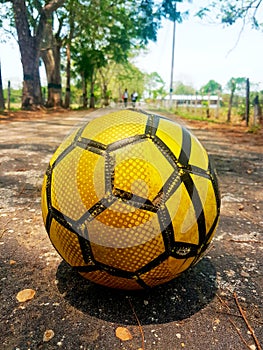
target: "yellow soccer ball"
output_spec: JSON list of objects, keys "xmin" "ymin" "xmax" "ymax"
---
[{"xmin": 41, "ymin": 110, "xmax": 220, "ymax": 290}]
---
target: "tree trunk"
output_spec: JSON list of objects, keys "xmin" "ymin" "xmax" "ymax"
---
[
  {"xmin": 102, "ymin": 83, "xmax": 109, "ymax": 107},
  {"xmin": 64, "ymin": 41, "xmax": 71, "ymax": 108},
  {"xmin": 0, "ymin": 61, "xmax": 5, "ymax": 110},
  {"xmin": 90, "ymin": 80, "xmax": 95, "ymax": 109},
  {"xmin": 81, "ymin": 72, "xmax": 88, "ymax": 108},
  {"xmin": 41, "ymin": 42, "xmax": 62, "ymax": 108},
  {"xmin": 13, "ymin": 0, "xmax": 42, "ymax": 108},
  {"xmin": 12, "ymin": 0, "xmax": 65, "ymax": 109},
  {"xmin": 64, "ymin": 11, "xmax": 74, "ymax": 109},
  {"xmin": 41, "ymin": 13, "xmax": 62, "ymax": 109},
  {"xmin": 227, "ymin": 89, "xmax": 235, "ymax": 122}
]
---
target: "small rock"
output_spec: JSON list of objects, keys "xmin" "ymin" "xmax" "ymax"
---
[
  {"xmin": 240, "ymin": 270, "xmax": 250, "ymax": 278},
  {"xmin": 43, "ymin": 329, "xmax": 55, "ymax": 342}
]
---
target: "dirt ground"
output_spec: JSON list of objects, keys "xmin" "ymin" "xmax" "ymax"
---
[{"xmin": 0, "ymin": 108, "xmax": 262, "ymax": 350}]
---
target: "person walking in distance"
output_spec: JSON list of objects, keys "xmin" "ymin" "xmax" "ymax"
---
[
  {"xmin": 131, "ymin": 91, "xmax": 138, "ymax": 107},
  {"xmin": 123, "ymin": 88, "xmax": 128, "ymax": 107}
]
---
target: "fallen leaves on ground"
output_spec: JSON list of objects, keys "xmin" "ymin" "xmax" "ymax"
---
[
  {"xmin": 16, "ymin": 289, "xmax": 36, "ymax": 302},
  {"xmin": 115, "ymin": 327, "xmax": 133, "ymax": 341}
]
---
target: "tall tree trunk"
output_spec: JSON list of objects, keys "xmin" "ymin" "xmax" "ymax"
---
[
  {"xmin": 0, "ymin": 61, "xmax": 5, "ymax": 110},
  {"xmin": 89, "ymin": 69, "xmax": 96, "ymax": 109},
  {"xmin": 102, "ymin": 83, "xmax": 109, "ymax": 107},
  {"xmin": 82, "ymin": 72, "xmax": 88, "ymax": 108},
  {"xmin": 64, "ymin": 9, "xmax": 74, "ymax": 109},
  {"xmin": 41, "ymin": 41, "xmax": 62, "ymax": 108},
  {"xmin": 99, "ymin": 66, "xmax": 114, "ymax": 107},
  {"xmin": 227, "ymin": 88, "xmax": 235, "ymax": 123},
  {"xmin": 13, "ymin": 1, "xmax": 43, "ymax": 110},
  {"xmin": 41, "ymin": 14, "xmax": 62, "ymax": 109},
  {"xmin": 13, "ymin": 0, "xmax": 42, "ymax": 108},
  {"xmin": 64, "ymin": 41, "xmax": 71, "ymax": 108},
  {"xmin": 12, "ymin": 0, "xmax": 65, "ymax": 109},
  {"xmin": 90, "ymin": 80, "xmax": 95, "ymax": 109}
]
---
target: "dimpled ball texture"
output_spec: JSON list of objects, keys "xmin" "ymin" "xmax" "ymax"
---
[{"xmin": 41, "ymin": 109, "xmax": 220, "ymax": 290}]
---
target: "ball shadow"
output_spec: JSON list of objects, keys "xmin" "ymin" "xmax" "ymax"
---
[{"xmin": 56, "ymin": 258, "xmax": 217, "ymax": 325}]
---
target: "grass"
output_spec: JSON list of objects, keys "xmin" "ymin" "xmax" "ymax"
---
[{"xmin": 149, "ymin": 104, "xmax": 259, "ymax": 127}]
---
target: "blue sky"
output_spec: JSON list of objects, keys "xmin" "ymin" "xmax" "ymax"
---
[{"xmin": 0, "ymin": 1, "xmax": 262, "ymax": 92}]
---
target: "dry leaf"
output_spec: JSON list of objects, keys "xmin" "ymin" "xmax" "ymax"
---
[
  {"xmin": 43, "ymin": 329, "xmax": 55, "ymax": 342},
  {"xmin": 9, "ymin": 260, "xmax": 16, "ymax": 265},
  {"xmin": 115, "ymin": 327, "xmax": 133, "ymax": 341},
  {"xmin": 16, "ymin": 289, "xmax": 36, "ymax": 302}
]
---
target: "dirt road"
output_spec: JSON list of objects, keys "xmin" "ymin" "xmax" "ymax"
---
[{"xmin": 0, "ymin": 109, "xmax": 262, "ymax": 350}]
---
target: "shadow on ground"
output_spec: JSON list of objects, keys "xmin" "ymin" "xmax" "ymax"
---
[{"xmin": 56, "ymin": 258, "xmax": 217, "ymax": 325}]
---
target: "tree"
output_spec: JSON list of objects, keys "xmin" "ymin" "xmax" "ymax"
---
[
  {"xmin": 1, "ymin": 0, "xmax": 66, "ymax": 109},
  {"xmin": 49, "ymin": 0, "xmax": 193, "ymax": 108},
  {"xmin": 40, "ymin": 10, "xmax": 64, "ymax": 108},
  {"xmin": 144, "ymin": 72, "xmax": 165, "ymax": 99},
  {"xmin": 174, "ymin": 81, "xmax": 195, "ymax": 95},
  {"xmin": 226, "ymin": 77, "xmax": 246, "ymax": 122},
  {"xmin": 71, "ymin": 0, "xmax": 167, "ymax": 107},
  {"xmin": 1, "ymin": 0, "xmax": 192, "ymax": 110},
  {"xmin": 201, "ymin": 80, "xmax": 222, "ymax": 95},
  {"xmin": 110, "ymin": 61, "xmax": 145, "ymax": 102},
  {"xmin": 197, "ymin": 1, "xmax": 263, "ymax": 30}
]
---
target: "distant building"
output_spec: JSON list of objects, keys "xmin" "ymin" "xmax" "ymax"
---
[{"xmin": 163, "ymin": 94, "xmax": 222, "ymax": 108}]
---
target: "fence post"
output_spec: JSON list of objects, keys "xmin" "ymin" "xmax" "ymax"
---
[
  {"xmin": 245, "ymin": 78, "xmax": 250, "ymax": 127},
  {"xmin": 0, "ymin": 61, "xmax": 5, "ymax": 110},
  {"xmin": 7, "ymin": 80, "xmax": 11, "ymax": 111},
  {"xmin": 216, "ymin": 90, "xmax": 221, "ymax": 119}
]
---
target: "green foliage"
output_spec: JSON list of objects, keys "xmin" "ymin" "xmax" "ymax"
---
[
  {"xmin": 3, "ymin": 88, "xmax": 21, "ymax": 104},
  {"xmin": 196, "ymin": 1, "xmax": 263, "ymax": 30},
  {"xmin": 111, "ymin": 61, "xmax": 145, "ymax": 99},
  {"xmin": 200, "ymin": 80, "xmax": 222, "ymax": 94},
  {"xmin": 160, "ymin": 0, "xmax": 191, "ymax": 23},
  {"xmin": 226, "ymin": 77, "xmax": 247, "ymax": 95},
  {"xmin": 1, "ymin": 0, "xmax": 194, "ymax": 108},
  {"xmin": 247, "ymin": 125, "xmax": 261, "ymax": 133},
  {"xmin": 144, "ymin": 72, "xmax": 166, "ymax": 98},
  {"xmin": 173, "ymin": 81, "xmax": 195, "ymax": 95}
]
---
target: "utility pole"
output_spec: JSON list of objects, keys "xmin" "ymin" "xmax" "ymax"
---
[{"xmin": 169, "ymin": 4, "xmax": 177, "ymax": 109}]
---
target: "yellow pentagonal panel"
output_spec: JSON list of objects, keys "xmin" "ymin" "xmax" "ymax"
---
[
  {"xmin": 190, "ymin": 173, "xmax": 218, "ymax": 234},
  {"xmin": 112, "ymin": 139, "xmax": 174, "ymax": 202},
  {"xmin": 81, "ymin": 110, "xmax": 148, "ymax": 144},
  {"xmin": 166, "ymin": 182, "xmax": 199, "ymax": 245},
  {"xmin": 90, "ymin": 228, "xmax": 164, "ymax": 272},
  {"xmin": 49, "ymin": 220, "xmax": 86, "ymax": 266},
  {"xmin": 41, "ymin": 174, "xmax": 48, "ymax": 226},
  {"xmin": 189, "ymin": 135, "xmax": 209, "ymax": 170},
  {"xmin": 156, "ymin": 118, "xmax": 183, "ymax": 159},
  {"xmin": 49, "ymin": 128, "xmax": 80, "ymax": 166}
]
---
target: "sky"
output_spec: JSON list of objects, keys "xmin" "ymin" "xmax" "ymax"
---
[
  {"xmin": 134, "ymin": 8, "xmax": 263, "ymax": 92},
  {"xmin": 0, "ymin": 1, "xmax": 263, "ymax": 92}
]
